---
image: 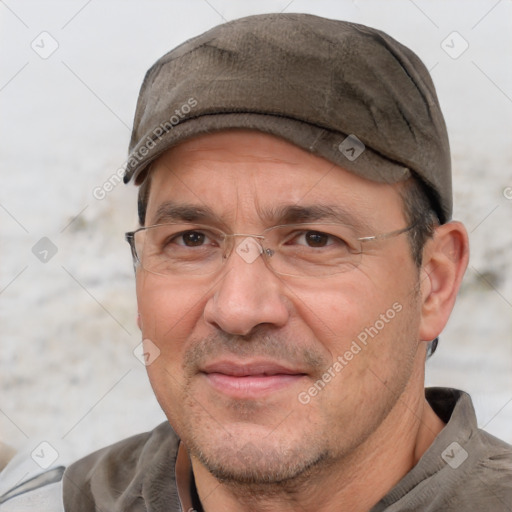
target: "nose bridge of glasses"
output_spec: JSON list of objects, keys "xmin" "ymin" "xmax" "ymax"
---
[{"xmin": 225, "ymin": 232, "xmax": 267, "ymax": 265}]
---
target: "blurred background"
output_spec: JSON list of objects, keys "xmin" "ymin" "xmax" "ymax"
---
[{"xmin": 1, "ymin": 0, "xmax": 511, "ymax": 470}]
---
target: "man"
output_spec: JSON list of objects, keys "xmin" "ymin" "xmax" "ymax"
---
[{"xmin": 2, "ymin": 12, "xmax": 511, "ymax": 511}]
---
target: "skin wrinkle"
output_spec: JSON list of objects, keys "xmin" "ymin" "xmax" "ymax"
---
[
  {"xmin": 150, "ymin": 202, "xmax": 374, "ymax": 236},
  {"xmin": 136, "ymin": 130, "xmax": 465, "ymax": 512}
]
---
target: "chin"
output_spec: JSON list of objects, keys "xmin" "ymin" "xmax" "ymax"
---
[
  {"xmin": 196, "ymin": 434, "xmax": 330, "ymax": 486},
  {"xmin": 181, "ymin": 415, "xmax": 330, "ymax": 487}
]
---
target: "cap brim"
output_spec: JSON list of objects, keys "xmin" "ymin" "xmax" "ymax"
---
[{"xmin": 124, "ymin": 113, "xmax": 411, "ymax": 187}]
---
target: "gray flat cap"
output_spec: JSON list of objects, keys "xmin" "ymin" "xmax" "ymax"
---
[{"xmin": 124, "ymin": 13, "xmax": 451, "ymax": 222}]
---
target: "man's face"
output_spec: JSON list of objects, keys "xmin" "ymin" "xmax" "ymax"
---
[{"xmin": 136, "ymin": 130, "xmax": 425, "ymax": 484}]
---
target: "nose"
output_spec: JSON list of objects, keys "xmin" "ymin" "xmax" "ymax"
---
[{"xmin": 203, "ymin": 237, "xmax": 289, "ymax": 336}]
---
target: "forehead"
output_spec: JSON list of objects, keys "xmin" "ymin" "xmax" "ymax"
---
[{"xmin": 144, "ymin": 130, "xmax": 405, "ymax": 228}]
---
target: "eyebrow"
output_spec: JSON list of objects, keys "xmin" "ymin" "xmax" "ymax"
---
[
  {"xmin": 151, "ymin": 201, "xmax": 222, "ymax": 225},
  {"xmin": 260, "ymin": 204, "xmax": 374, "ymax": 232},
  {"xmin": 151, "ymin": 201, "xmax": 374, "ymax": 232}
]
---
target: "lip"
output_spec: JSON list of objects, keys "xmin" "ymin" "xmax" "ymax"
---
[{"xmin": 200, "ymin": 360, "xmax": 308, "ymax": 398}]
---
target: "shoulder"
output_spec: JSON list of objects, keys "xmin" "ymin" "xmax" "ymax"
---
[
  {"xmin": 430, "ymin": 428, "xmax": 512, "ymax": 511},
  {"xmin": 64, "ymin": 420, "xmax": 179, "ymax": 480},
  {"xmin": 380, "ymin": 388, "xmax": 512, "ymax": 511},
  {"xmin": 428, "ymin": 388, "xmax": 512, "ymax": 509},
  {"xmin": 0, "ymin": 471, "xmax": 65, "ymax": 512},
  {"xmin": 0, "ymin": 447, "xmax": 66, "ymax": 511},
  {"xmin": 466, "ymin": 427, "xmax": 512, "ymax": 490},
  {"xmin": 432, "ymin": 387, "xmax": 512, "ymax": 472},
  {"xmin": 0, "ymin": 423, "xmax": 178, "ymax": 512},
  {"xmin": 62, "ymin": 421, "xmax": 180, "ymax": 511}
]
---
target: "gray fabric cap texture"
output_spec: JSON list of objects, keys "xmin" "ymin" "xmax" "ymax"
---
[{"xmin": 124, "ymin": 13, "xmax": 452, "ymax": 222}]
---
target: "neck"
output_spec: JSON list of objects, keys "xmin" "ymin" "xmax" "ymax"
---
[{"xmin": 189, "ymin": 377, "xmax": 444, "ymax": 512}]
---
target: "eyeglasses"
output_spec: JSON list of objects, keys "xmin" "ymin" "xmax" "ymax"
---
[{"xmin": 125, "ymin": 222, "xmax": 416, "ymax": 278}]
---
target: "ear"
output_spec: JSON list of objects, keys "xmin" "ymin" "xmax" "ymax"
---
[
  {"xmin": 418, "ymin": 221, "xmax": 469, "ymax": 342},
  {"xmin": 137, "ymin": 312, "xmax": 143, "ymax": 331}
]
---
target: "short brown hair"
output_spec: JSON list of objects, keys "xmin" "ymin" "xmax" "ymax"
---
[{"xmin": 399, "ymin": 177, "xmax": 440, "ymax": 267}]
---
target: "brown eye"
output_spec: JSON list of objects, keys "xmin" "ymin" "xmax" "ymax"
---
[
  {"xmin": 305, "ymin": 231, "xmax": 329, "ymax": 247},
  {"xmin": 180, "ymin": 231, "xmax": 206, "ymax": 246}
]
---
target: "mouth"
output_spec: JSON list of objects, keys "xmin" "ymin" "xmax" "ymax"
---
[{"xmin": 200, "ymin": 360, "xmax": 308, "ymax": 398}]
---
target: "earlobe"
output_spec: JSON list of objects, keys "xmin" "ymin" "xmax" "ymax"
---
[
  {"xmin": 137, "ymin": 313, "xmax": 143, "ymax": 331},
  {"xmin": 419, "ymin": 222, "xmax": 469, "ymax": 342}
]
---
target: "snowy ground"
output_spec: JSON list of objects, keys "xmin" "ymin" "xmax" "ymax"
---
[{"xmin": 0, "ymin": 0, "xmax": 511, "ymax": 469}]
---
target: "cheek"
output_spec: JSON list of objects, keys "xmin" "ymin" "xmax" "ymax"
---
[
  {"xmin": 135, "ymin": 272, "xmax": 208, "ymax": 371},
  {"xmin": 289, "ymin": 278, "xmax": 390, "ymax": 354},
  {"xmin": 136, "ymin": 272, "xmax": 212, "ymax": 427},
  {"xmin": 290, "ymin": 264, "xmax": 419, "ymax": 374}
]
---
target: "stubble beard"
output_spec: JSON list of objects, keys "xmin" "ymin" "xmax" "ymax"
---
[
  {"xmin": 188, "ymin": 423, "xmax": 333, "ymax": 490},
  {"xmin": 176, "ymin": 330, "xmax": 336, "ymax": 490},
  {"xmin": 172, "ymin": 290, "xmax": 422, "ymax": 493}
]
